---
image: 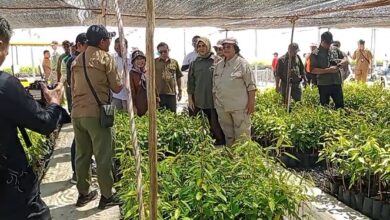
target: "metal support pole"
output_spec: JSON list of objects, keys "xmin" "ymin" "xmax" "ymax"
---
[
  {"xmin": 286, "ymin": 17, "xmax": 297, "ymax": 112},
  {"xmin": 11, "ymin": 45, "xmax": 14, "ymax": 75},
  {"xmin": 28, "ymin": 29, "xmax": 35, "ymax": 77},
  {"xmin": 183, "ymin": 29, "xmax": 186, "ymax": 56}
]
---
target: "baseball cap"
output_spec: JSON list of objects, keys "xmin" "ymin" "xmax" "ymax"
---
[
  {"xmin": 75, "ymin": 33, "xmax": 87, "ymax": 44},
  {"xmin": 86, "ymin": 25, "xmax": 116, "ymax": 45},
  {"xmin": 62, "ymin": 40, "xmax": 71, "ymax": 47},
  {"xmin": 131, "ymin": 50, "xmax": 146, "ymax": 63},
  {"xmin": 222, "ymin": 37, "xmax": 238, "ymax": 45},
  {"xmin": 213, "ymin": 39, "xmax": 224, "ymax": 48},
  {"xmin": 321, "ymin": 31, "xmax": 333, "ymax": 44},
  {"xmin": 51, "ymin": 40, "xmax": 58, "ymax": 45},
  {"xmin": 288, "ymin": 43, "xmax": 300, "ymax": 51}
]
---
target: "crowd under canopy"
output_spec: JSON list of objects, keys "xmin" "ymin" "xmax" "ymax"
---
[{"xmin": 2, "ymin": 0, "xmax": 390, "ymax": 30}]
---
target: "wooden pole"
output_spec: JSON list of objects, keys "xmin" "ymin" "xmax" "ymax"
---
[
  {"xmin": 145, "ymin": 0, "xmax": 158, "ymax": 219},
  {"xmin": 114, "ymin": 0, "xmax": 145, "ymax": 219},
  {"xmin": 285, "ymin": 18, "xmax": 297, "ymax": 111}
]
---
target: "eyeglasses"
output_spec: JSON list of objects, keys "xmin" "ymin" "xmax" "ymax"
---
[{"xmin": 159, "ymin": 50, "xmax": 168, "ymax": 54}]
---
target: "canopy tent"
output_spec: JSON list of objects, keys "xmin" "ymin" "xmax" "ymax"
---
[{"xmin": 2, "ymin": 0, "xmax": 390, "ymax": 30}]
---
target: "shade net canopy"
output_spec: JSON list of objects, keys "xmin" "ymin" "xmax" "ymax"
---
[{"xmin": 1, "ymin": 0, "xmax": 390, "ymax": 29}]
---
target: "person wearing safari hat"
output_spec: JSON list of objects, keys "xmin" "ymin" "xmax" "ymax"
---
[
  {"xmin": 130, "ymin": 50, "xmax": 149, "ymax": 116},
  {"xmin": 310, "ymin": 31, "xmax": 347, "ymax": 109},
  {"xmin": 213, "ymin": 37, "xmax": 257, "ymax": 146},
  {"xmin": 275, "ymin": 43, "xmax": 305, "ymax": 103},
  {"xmin": 213, "ymin": 39, "xmax": 224, "ymax": 58},
  {"xmin": 71, "ymin": 24, "xmax": 123, "ymax": 209},
  {"xmin": 188, "ymin": 37, "xmax": 225, "ymax": 145}
]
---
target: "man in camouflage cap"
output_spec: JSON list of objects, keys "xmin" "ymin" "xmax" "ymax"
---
[{"xmin": 275, "ymin": 43, "xmax": 305, "ymax": 102}]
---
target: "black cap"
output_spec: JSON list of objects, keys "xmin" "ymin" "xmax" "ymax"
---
[
  {"xmin": 75, "ymin": 33, "xmax": 87, "ymax": 44},
  {"xmin": 86, "ymin": 25, "xmax": 116, "ymax": 45},
  {"xmin": 321, "ymin": 31, "xmax": 333, "ymax": 44},
  {"xmin": 288, "ymin": 43, "xmax": 300, "ymax": 51},
  {"xmin": 131, "ymin": 50, "xmax": 146, "ymax": 63}
]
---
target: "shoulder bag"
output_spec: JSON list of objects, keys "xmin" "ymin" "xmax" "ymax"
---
[{"xmin": 82, "ymin": 53, "xmax": 115, "ymax": 128}]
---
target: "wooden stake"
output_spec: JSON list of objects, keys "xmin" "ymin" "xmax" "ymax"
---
[
  {"xmin": 285, "ymin": 17, "xmax": 297, "ymax": 112},
  {"xmin": 114, "ymin": 0, "xmax": 145, "ymax": 219},
  {"xmin": 145, "ymin": 0, "xmax": 158, "ymax": 219}
]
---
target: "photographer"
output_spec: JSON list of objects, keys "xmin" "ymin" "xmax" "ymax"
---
[
  {"xmin": 0, "ymin": 17, "xmax": 70, "ymax": 219},
  {"xmin": 310, "ymin": 31, "xmax": 348, "ymax": 109}
]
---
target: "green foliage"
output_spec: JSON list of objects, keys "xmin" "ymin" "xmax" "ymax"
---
[
  {"xmin": 117, "ymin": 141, "xmax": 310, "ymax": 219},
  {"xmin": 19, "ymin": 66, "xmax": 40, "ymax": 74},
  {"xmin": 250, "ymin": 60, "xmax": 272, "ymax": 69},
  {"xmin": 1, "ymin": 67, "xmax": 12, "ymax": 73},
  {"xmin": 114, "ymin": 111, "xmax": 211, "ymax": 157},
  {"xmin": 19, "ymin": 130, "xmax": 50, "ymax": 174},
  {"xmin": 252, "ymin": 82, "xmax": 390, "ymax": 197}
]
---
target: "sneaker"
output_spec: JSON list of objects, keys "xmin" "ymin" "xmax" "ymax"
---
[
  {"xmin": 70, "ymin": 173, "xmax": 77, "ymax": 184},
  {"xmin": 98, "ymin": 194, "xmax": 123, "ymax": 210},
  {"xmin": 76, "ymin": 190, "xmax": 98, "ymax": 207}
]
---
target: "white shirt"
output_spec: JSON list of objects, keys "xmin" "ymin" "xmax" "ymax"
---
[
  {"xmin": 112, "ymin": 53, "xmax": 132, "ymax": 100},
  {"xmin": 182, "ymin": 50, "xmax": 199, "ymax": 67}
]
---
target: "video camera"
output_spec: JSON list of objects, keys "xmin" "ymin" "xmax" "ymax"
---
[{"xmin": 27, "ymin": 80, "xmax": 58, "ymax": 105}]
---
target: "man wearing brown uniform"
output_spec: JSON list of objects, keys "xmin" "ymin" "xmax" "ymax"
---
[
  {"xmin": 352, "ymin": 39, "xmax": 373, "ymax": 83},
  {"xmin": 71, "ymin": 25, "xmax": 122, "ymax": 209},
  {"xmin": 155, "ymin": 42, "xmax": 183, "ymax": 113}
]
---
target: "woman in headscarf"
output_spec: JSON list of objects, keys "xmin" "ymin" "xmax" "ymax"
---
[
  {"xmin": 130, "ymin": 50, "xmax": 148, "ymax": 116},
  {"xmin": 187, "ymin": 37, "xmax": 225, "ymax": 145}
]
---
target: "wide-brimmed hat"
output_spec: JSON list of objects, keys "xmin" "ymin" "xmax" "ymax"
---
[
  {"xmin": 131, "ymin": 50, "xmax": 146, "ymax": 63},
  {"xmin": 222, "ymin": 37, "xmax": 238, "ymax": 45}
]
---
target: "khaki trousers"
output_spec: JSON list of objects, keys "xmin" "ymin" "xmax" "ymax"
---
[
  {"xmin": 355, "ymin": 68, "xmax": 369, "ymax": 83},
  {"xmin": 73, "ymin": 117, "xmax": 114, "ymax": 198},
  {"xmin": 215, "ymin": 107, "xmax": 251, "ymax": 146}
]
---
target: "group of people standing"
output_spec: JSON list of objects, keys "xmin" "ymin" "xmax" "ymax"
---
[
  {"xmin": 47, "ymin": 25, "xmax": 258, "ymax": 212},
  {"xmin": 272, "ymin": 31, "xmax": 373, "ymax": 109}
]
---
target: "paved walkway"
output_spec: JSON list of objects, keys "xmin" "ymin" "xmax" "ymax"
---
[{"xmin": 41, "ymin": 123, "xmax": 120, "ymax": 220}]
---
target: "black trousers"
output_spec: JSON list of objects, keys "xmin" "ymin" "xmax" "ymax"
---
[
  {"xmin": 281, "ymin": 82, "xmax": 302, "ymax": 102},
  {"xmin": 306, "ymin": 73, "xmax": 317, "ymax": 86},
  {"xmin": 190, "ymin": 107, "xmax": 226, "ymax": 145},
  {"xmin": 0, "ymin": 168, "xmax": 51, "ymax": 220},
  {"xmin": 159, "ymin": 94, "xmax": 177, "ymax": 113},
  {"xmin": 318, "ymin": 84, "xmax": 344, "ymax": 109}
]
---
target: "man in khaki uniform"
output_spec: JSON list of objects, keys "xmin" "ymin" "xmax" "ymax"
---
[
  {"xmin": 352, "ymin": 39, "xmax": 373, "ymax": 83},
  {"xmin": 213, "ymin": 38, "xmax": 257, "ymax": 146},
  {"xmin": 71, "ymin": 25, "xmax": 122, "ymax": 209},
  {"xmin": 155, "ymin": 42, "xmax": 183, "ymax": 113}
]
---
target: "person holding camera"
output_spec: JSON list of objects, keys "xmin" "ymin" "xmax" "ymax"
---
[
  {"xmin": 0, "ymin": 17, "xmax": 70, "ymax": 220},
  {"xmin": 310, "ymin": 31, "xmax": 348, "ymax": 109},
  {"xmin": 71, "ymin": 25, "xmax": 122, "ymax": 209}
]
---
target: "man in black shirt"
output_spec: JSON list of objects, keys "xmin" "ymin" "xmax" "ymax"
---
[
  {"xmin": 310, "ymin": 32, "xmax": 348, "ymax": 109},
  {"xmin": 0, "ymin": 16, "xmax": 69, "ymax": 219}
]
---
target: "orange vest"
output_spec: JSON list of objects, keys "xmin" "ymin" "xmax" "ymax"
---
[{"xmin": 305, "ymin": 57, "xmax": 311, "ymax": 73}]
